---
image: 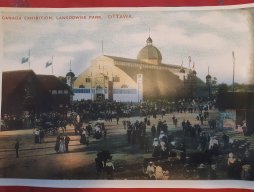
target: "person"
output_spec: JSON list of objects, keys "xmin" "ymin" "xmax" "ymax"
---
[
  {"xmin": 197, "ymin": 163, "xmax": 207, "ymax": 179},
  {"xmin": 94, "ymin": 124, "xmax": 102, "ymax": 139},
  {"xmin": 209, "ymin": 136, "xmax": 219, "ymax": 153},
  {"xmin": 58, "ymin": 135, "xmax": 66, "ymax": 153},
  {"xmin": 162, "ymin": 170, "xmax": 170, "ymax": 180},
  {"xmin": 39, "ymin": 129, "xmax": 45, "ymax": 143},
  {"xmin": 146, "ymin": 161, "xmax": 155, "ymax": 179},
  {"xmin": 242, "ymin": 120, "xmax": 247, "ymax": 136},
  {"xmin": 159, "ymin": 131, "xmax": 166, "ymax": 142},
  {"xmin": 34, "ymin": 128, "xmax": 40, "ymax": 144},
  {"xmin": 116, "ymin": 116, "xmax": 119, "ymax": 125},
  {"xmin": 222, "ymin": 133, "xmax": 229, "ymax": 149},
  {"xmin": 105, "ymin": 157, "xmax": 114, "ymax": 178},
  {"xmin": 55, "ymin": 135, "xmax": 60, "ymax": 153},
  {"xmin": 151, "ymin": 124, "xmax": 156, "ymax": 139},
  {"xmin": 65, "ymin": 135, "xmax": 70, "ymax": 152},
  {"xmin": 86, "ymin": 123, "xmax": 93, "ymax": 136},
  {"xmin": 143, "ymin": 136, "xmax": 150, "ymax": 153},
  {"xmin": 123, "ymin": 120, "xmax": 127, "ymax": 129},
  {"xmin": 155, "ymin": 163, "xmax": 164, "ymax": 180},
  {"xmin": 80, "ymin": 129, "xmax": 88, "ymax": 145},
  {"xmin": 241, "ymin": 164, "xmax": 252, "ymax": 180},
  {"xmin": 152, "ymin": 138, "xmax": 161, "ymax": 157},
  {"xmin": 95, "ymin": 156, "xmax": 104, "ymax": 177},
  {"xmin": 15, "ymin": 139, "xmax": 20, "ymax": 158},
  {"xmin": 227, "ymin": 152, "xmax": 237, "ymax": 179},
  {"xmin": 209, "ymin": 164, "xmax": 217, "ymax": 179}
]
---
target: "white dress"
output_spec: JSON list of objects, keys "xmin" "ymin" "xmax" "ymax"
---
[
  {"xmin": 59, "ymin": 139, "xmax": 66, "ymax": 153},
  {"xmin": 155, "ymin": 166, "xmax": 164, "ymax": 180}
]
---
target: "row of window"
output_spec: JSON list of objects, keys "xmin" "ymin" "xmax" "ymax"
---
[
  {"xmin": 73, "ymin": 88, "xmax": 136, "ymax": 94},
  {"xmin": 113, "ymin": 89, "xmax": 137, "ymax": 94},
  {"xmin": 51, "ymin": 90, "xmax": 69, "ymax": 95},
  {"xmin": 85, "ymin": 76, "xmax": 120, "ymax": 83},
  {"xmin": 115, "ymin": 60, "xmax": 172, "ymax": 71}
]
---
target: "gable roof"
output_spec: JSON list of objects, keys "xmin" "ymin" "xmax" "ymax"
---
[
  {"xmin": 37, "ymin": 75, "xmax": 70, "ymax": 90},
  {"xmin": 2, "ymin": 70, "xmax": 36, "ymax": 102},
  {"xmin": 104, "ymin": 55, "xmax": 183, "ymax": 70}
]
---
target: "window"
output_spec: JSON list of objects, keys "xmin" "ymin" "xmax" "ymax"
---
[
  {"xmin": 112, "ymin": 76, "xmax": 120, "ymax": 82},
  {"xmin": 121, "ymin": 84, "xmax": 128, "ymax": 88},
  {"xmin": 85, "ymin": 78, "xmax": 91, "ymax": 83},
  {"xmin": 52, "ymin": 90, "xmax": 57, "ymax": 95},
  {"xmin": 58, "ymin": 90, "xmax": 63, "ymax": 94},
  {"xmin": 73, "ymin": 88, "xmax": 91, "ymax": 94},
  {"xmin": 64, "ymin": 90, "xmax": 69, "ymax": 94},
  {"xmin": 113, "ymin": 89, "xmax": 137, "ymax": 94}
]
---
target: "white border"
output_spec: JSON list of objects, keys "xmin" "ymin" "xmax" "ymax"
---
[
  {"xmin": 0, "ymin": 3, "xmax": 254, "ymax": 12},
  {"xmin": 0, "ymin": 179, "xmax": 254, "ymax": 189},
  {"xmin": 1, "ymin": 3, "xmax": 254, "ymax": 189}
]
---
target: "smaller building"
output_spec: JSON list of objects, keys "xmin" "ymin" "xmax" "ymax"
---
[
  {"xmin": 2, "ymin": 70, "xmax": 72, "ymax": 115},
  {"xmin": 217, "ymin": 91, "xmax": 254, "ymax": 135}
]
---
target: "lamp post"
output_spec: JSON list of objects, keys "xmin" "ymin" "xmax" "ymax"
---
[
  {"xmin": 206, "ymin": 67, "xmax": 212, "ymax": 97},
  {"xmin": 90, "ymin": 72, "xmax": 93, "ymax": 100}
]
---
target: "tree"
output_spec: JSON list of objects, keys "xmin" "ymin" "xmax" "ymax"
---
[{"xmin": 217, "ymin": 83, "xmax": 228, "ymax": 95}]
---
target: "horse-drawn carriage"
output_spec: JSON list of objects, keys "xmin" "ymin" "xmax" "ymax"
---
[
  {"xmin": 92, "ymin": 119, "xmax": 106, "ymax": 139},
  {"xmin": 34, "ymin": 118, "xmax": 59, "ymax": 136}
]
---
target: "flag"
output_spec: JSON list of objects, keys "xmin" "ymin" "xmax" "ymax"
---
[
  {"xmin": 21, "ymin": 57, "xmax": 29, "ymax": 64},
  {"xmin": 45, "ymin": 61, "xmax": 52, "ymax": 68}
]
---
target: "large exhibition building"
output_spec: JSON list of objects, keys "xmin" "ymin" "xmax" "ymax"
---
[{"xmin": 71, "ymin": 36, "xmax": 201, "ymax": 102}]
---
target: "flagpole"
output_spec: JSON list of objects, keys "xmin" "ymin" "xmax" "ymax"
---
[
  {"xmin": 102, "ymin": 40, "xmax": 104, "ymax": 55},
  {"xmin": 28, "ymin": 49, "xmax": 31, "ymax": 69},
  {"xmin": 188, "ymin": 56, "xmax": 191, "ymax": 69},
  {"xmin": 52, "ymin": 56, "xmax": 54, "ymax": 75},
  {"xmin": 232, "ymin": 51, "xmax": 235, "ymax": 92}
]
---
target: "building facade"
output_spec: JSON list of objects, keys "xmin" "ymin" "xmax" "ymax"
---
[
  {"xmin": 73, "ymin": 36, "xmax": 194, "ymax": 102},
  {"xmin": 2, "ymin": 70, "xmax": 72, "ymax": 115}
]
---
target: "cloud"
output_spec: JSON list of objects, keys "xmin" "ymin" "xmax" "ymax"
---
[
  {"xmin": 4, "ymin": 43, "xmax": 33, "ymax": 54},
  {"xmin": 56, "ymin": 40, "xmax": 97, "ymax": 53},
  {"xmin": 196, "ymin": 11, "xmax": 249, "ymax": 33},
  {"xmin": 1, "ymin": 9, "xmax": 252, "ymax": 84}
]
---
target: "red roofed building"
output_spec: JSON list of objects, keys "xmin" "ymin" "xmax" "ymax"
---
[{"xmin": 2, "ymin": 70, "xmax": 72, "ymax": 115}]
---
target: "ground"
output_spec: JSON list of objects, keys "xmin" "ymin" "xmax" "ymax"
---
[{"xmin": 0, "ymin": 111, "xmax": 252, "ymax": 180}]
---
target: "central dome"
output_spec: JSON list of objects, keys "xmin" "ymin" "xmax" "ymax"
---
[{"xmin": 137, "ymin": 36, "xmax": 162, "ymax": 65}]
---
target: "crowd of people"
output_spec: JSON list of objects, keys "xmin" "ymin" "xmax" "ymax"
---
[
  {"xmin": 55, "ymin": 134, "xmax": 71, "ymax": 153},
  {"xmin": 6, "ymin": 97, "xmax": 254, "ymax": 180}
]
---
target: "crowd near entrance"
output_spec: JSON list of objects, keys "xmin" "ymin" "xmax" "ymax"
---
[{"xmin": 1, "ymin": 97, "xmax": 254, "ymax": 180}]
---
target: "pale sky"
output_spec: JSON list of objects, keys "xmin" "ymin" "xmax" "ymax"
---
[{"xmin": 0, "ymin": 7, "xmax": 252, "ymax": 84}]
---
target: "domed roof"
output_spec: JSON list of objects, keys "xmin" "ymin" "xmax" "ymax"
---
[
  {"xmin": 137, "ymin": 36, "xmax": 162, "ymax": 65},
  {"xmin": 66, "ymin": 71, "xmax": 75, "ymax": 78},
  {"xmin": 206, "ymin": 74, "xmax": 211, "ymax": 79}
]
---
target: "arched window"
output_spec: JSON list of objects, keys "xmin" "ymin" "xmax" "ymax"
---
[{"xmin": 121, "ymin": 84, "xmax": 128, "ymax": 88}]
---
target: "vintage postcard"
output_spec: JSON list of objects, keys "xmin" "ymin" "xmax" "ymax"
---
[{"xmin": 0, "ymin": 5, "xmax": 254, "ymax": 187}]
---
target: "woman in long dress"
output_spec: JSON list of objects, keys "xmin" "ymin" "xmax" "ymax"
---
[{"xmin": 58, "ymin": 136, "xmax": 66, "ymax": 153}]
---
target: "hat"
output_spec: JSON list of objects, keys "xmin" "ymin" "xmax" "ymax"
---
[
  {"xmin": 149, "ymin": 161, "xmax": 153, "ymax": 164},
  {"xmin": 198, "ymin": 164, "xmax": 205, "ymax": 168},
  {"xmin": 242, "ymin": 164, "xmax": 251, "ymax": 171},
  {"xmin": 229, "ymin": 152, "xmax": 234, "ymax": 158},
  {"xmin": 211, "ymin": 164, "xmax": 216, "ymax": 170}
]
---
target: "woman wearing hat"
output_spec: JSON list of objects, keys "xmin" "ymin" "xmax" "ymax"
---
[{"xmin": 146, "ymin": 161, "xmax": 155, "ymax": 180}]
